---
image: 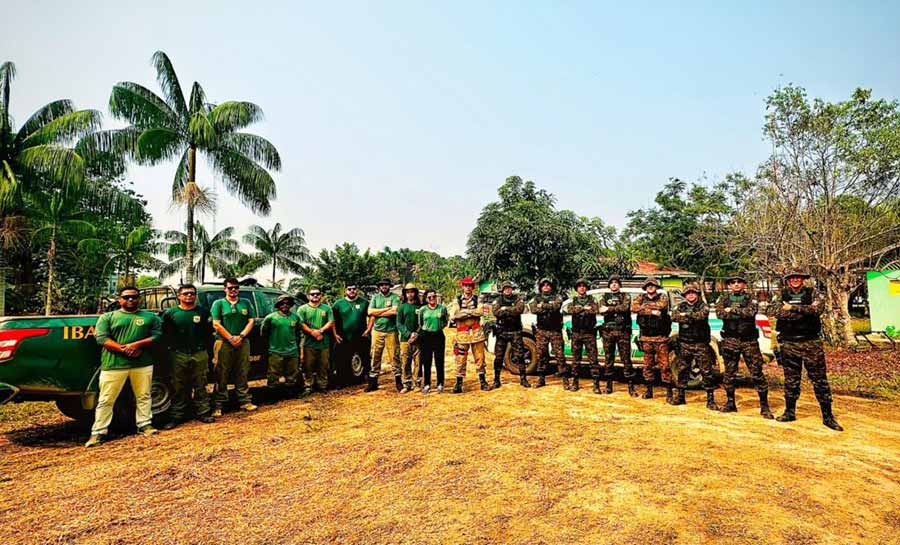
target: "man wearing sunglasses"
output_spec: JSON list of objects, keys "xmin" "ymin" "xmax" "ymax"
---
[
  {"xmin": 85, "ymin": 286, "xmax": 162, "ymax": 447},
  {"xmin": 297, "ymin": 287, "xmax": 335, "ymax": 392},
  {"xmin": 332, "ymin": 283, "xmax": 371, "ymax": 387},
  {"xmin": 260, "ymin": 294, "xmax": 305, "ymax": 398},
  {"xmin": 210, "ymin": 278, "xmax": 257, "ymax": 414},
  {"xmin": 161, "ymin": 284, "xmax": 215, "ymax": 429}
]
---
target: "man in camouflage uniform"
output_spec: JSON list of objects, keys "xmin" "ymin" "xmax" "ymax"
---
[
  {"xmin": 528, "ymin": 277, "xmax": 564, "ymax": 389},
  {"xmin": 598, "ymin": 274, "xmax": 637, "ymax": 396},
  {"xmin": 564, "ymin": 278, "xmax": 598, "ymax": 391},
  {"xmin": 770, "ymin": 270, "xmax": 842, "ymax": 431},
  {"xmin": 491, "ymin": 281, "xmax": 528, "ymax": 388},
  {"xmin": 632, "ymin": 277, "xmax": 671, "ymax": 400},
  {"xmin": 672, "ymin": 282, "xmax": 716, "ymax": 409},
  {"xmin": 449, "ymin": 276, "xmax": 491, "ymax": 393},
  {"xmin": 715, "ymin": 274, "xmax": 773, "ymax": 418}
]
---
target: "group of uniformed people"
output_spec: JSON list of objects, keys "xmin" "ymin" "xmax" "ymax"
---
[{"xmin": 83, "ymin": 268, "xmax": 842, "ymax": 447}]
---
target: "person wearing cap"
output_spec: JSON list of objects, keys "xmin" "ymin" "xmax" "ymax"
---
[
  {"xmin": 563, "ymin": 278, "xmax": 599, "ymax": 391},
  {"xmin": 260, "ymin": 294, "xmax": 305, "ymax": 399},
  {"xmin": 769, "ymin": 270, "xmax": 842, "ymax": 431},
  {"xmin": 397, "ymin": 283, "xmax": 422, "ymax": 393},
  {"xmin": 598, "ymin": 274, "xmax": 637, "ymax": 396},
  {"xmin": 332, "ymin": 283, "xmax": 371, "ymax": 389},
  {"xmin": 297, "ymin": 287, "xmax": 335, "ymax": 392},
  {"xmin": 448, "ymin": 276, "xmax": 490, "ymax": 393},
  {"xmin": 528, "ymin": 277, "xmax": 565, "ymax": 389},
  {"xmin": 672, "ymin": 282, "xmax": 715, "ymax": 408},
  {"xmin": 364, "ymin": 279, "xmax": 401, "ymax": 392},
  {"xmin": 491, "ymin": 280, "xmax": 528, "ymax": 388},
  {"xmin": 714, "ymin": 274, "xmax": 772, "ymax": 418},
  {"xmin": 418, "ymin": 288, "xmax": 449, "ymax": 393},
  {"xmin": 632, "ymin": 277, "xmax": 672, "ymax": 400}
]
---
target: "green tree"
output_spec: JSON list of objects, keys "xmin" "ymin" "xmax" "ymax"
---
[
  {"xmin": 81, "ymin": 51, "xmax": 281, "ymax": 283},
  {"xmin": 160, "ymin": 223, "xmax": 241, "ymax": 284},
  {"xmin": 80, "ymin": 225, "xmax": 164, "ymax": 288},
  {"xmin": 217, "ymin": 252, "xmax": 267, "ymax": 281},
  {"xmin": 244, "ymin": 223, "xmax": 310, "ymax": 285},
  {"xmin": 308, "ymin": 243, "xmax": 383, "ymax": 298},
  {"xmin": 136, "ymin": 274, "xmax": 161, "ymax": 288}
]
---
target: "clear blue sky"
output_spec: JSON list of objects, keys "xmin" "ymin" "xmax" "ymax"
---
[{"xmin": 5, "ymin": 1, "xmax": 899, "ymax": 257}]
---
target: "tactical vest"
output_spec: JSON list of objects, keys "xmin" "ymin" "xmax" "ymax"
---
[
  {"xmin": 601, "ymin": 292, "xmax": 631, "ymax": 331},
  {"xmin": 533, "ymin": 295, "xmax": 563, "ymax": 331},
  {"xmin": 495, "ymin": 295, "xmax": 523, "ymax": 332},
  {"xmin": 720, "ymin": 293, "xmax": 757, "ymax": 340},
  {"xmin": 676, "ymin": 302, "xmax": 710, "ymax": 343},
  {"xmin": 570, "ymin": 296, "xmax": 597, "ymax": 333},
  {"xmin": 457, "ymin": 294, "xmax": 479, "ymax": 310},
  {"xmin": 636, "ymin": 294, "xmax": 671, "ymax": 337},
  {"xmin": 777, "ymin": 287, "xmax": 822, "ymax": 342}
]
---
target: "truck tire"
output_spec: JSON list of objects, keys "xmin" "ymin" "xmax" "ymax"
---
[
  {"xmin": 56, "ymin": 377, "xmax": 174, "ymax": 429},
  {"xmin": 503, "ymin": 335, "xmax": 538, "ymax": 375},
  {"xmin": 55, "ymin": 398, "xmax": 93, "ymax": 426}
]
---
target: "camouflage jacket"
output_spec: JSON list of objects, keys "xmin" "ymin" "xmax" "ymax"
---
[
  {"xmin": 631, "ymin": 292, "xmax": 669, "ymax": 315},
  {"xmin": 672, "ymin": 300, "xmax": 709, "ymax": 323},
  {"xmin": 566, "ymin": 294, "xmax": 599, "ymax": 315},
  {"xmin": 528, "ymin": 293, "xmax": 563, "ymax": 315}
]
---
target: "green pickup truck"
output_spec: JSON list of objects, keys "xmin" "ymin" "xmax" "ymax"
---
[{"xmin": 0, "ymin": 282, "xmax": 362, "ymax": 425}]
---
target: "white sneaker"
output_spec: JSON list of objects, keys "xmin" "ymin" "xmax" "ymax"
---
[
  {"xmin": 422, "ymin": 385, "xmax": 431, "ymax": 395},
  {"xmin": 436, "ymin": 384, "xmax": 444, "ymax": 394}
]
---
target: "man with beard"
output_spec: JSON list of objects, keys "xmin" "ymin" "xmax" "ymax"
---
[
  {"xmin": 332, "ymin": 283, "xmax": 371, "ymax": 389},
  {"xmin": 564, "ymin": 278, "xmax": 598, "ymax": 392},
  {"xmin": 449, "ymin": 277, "xmax": 491, "ymax": 393},
  {"xmin": 671, "ymin": 282, "xmax": 716, "ymax": 408},
  {"xmin": 527, "ymin": 278, "xmax": 564, "ymax": 389},
  {"xmin": 365, "ymin": 279, "xmax": 400, "ymax": 392},
  {"xmin": 597, "ymin": 275, "xmax": 637, "ymax": 396},
  {"xmin": 632, "ymin": 277, "xmax": 672, "ymax": 400},
  {"xmin": 491, "ymin": 281, "xmax": 528, "ymax": 388}
]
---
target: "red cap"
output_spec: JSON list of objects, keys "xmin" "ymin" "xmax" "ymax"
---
[{"xmin": 460, "ymin": 276, "xmax": 475, "ymax": 286}]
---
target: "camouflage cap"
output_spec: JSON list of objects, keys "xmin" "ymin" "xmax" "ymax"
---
[
  {"xmin": 538, "ymin": 277, "xmax": 554, "ymax": 288},
  {"xmin": 642, "ymin": 276, "xmax": 661, "ymax": 289},
  {"xmin": 275, "ymin": 294, "xmax": 295, "ymax": 306},
  {"xmin": 782, "ymin": 268, "xmax": 811, "ymax": 281},
  {"xmin": 403, "ymin": 283, "xmax": 418, "ymax": 291},
  {"xmin": 681, "ymin": 282, "xmax": 701, "ymax": 295},
  {"xmin": 725, "ymin": 273, "xmax": 748, "ymax": 283},
  {"xmin": 575, "ymin": 277, "xmax": 590, "ymax": 288},
  {"xmin": 607, "ymin": 274, "xmax": 622, "ymax": 287},
  {"xmin": 500, "ymin": 280, "xmax": 515, "ymax": 290}
]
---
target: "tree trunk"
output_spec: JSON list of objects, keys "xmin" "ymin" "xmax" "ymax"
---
[
  {"xmin": 0, "ymin": 254, "xmax": 6, "ymax": 317},
  {"xmin": 272, "ymin": 258, "xmax": 277, "ymax": 285},
  {"xmin": 45, "ymin": 234, "xmax": 56, "ymax": 316},
  {"xmin": 185, "ymin": 146, "xmax": 197, "ymax": 284},
  {"xmin": 821, "ymin": 276, "xmax": 844, "ymax": 347}
]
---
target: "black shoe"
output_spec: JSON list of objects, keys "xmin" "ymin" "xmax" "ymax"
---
[
  {"xmin": 570, "ymin": 376, "xmax": 579, "ymax": 391},
  {"xmin": 606, "ymin": 380, "xmax": 614, "ymax": 394},
  {"xmin": 162, "ymin": 420, "xmax": 178, "ymax": 430},
  {"xmin": 535, "ymin": 375, "xmax": 546, "ymax": 388},
  {"xmin": 777, "ymin": 397, "xmax": 797, "ymax": 422},
  {"xmin": 452, "ymin": 377, "xmax": 464, "ymax": 394},
  {"xmin": 705, "ymin": 390, "xmax": 719, "ymax": 411},
  {"xmin": 720, "ymin": 389, "xmax": 737, "ymax": 413},
  {"xmin": 627, "ymin": 383, "xmax": 639, "ymax": 397},
  {"xmin": 479, "ymin": 373, "xmax": 492, "ymax": 391},
  {"xmin": 666, "ymin": 386, "xmax": 675, "ymax": 405},
  {"xmin": 592, "ymin": 379, "xmax": 601, "ymax": 394},
  {"xmin": 758, "ymin": 391, "xmax": 774, "ymax": 419},
  {"xmin": 675, "ymin": 388, "xmax": 686, "ymax": 405},
  {"xmin": 641, "ymin": 384, "xmax": 653, "ymax": 399},
  {"xmin": 364, "ymin": 376, "xmax": 379, "ymax": 392},
  {"xmin": 492, "ymin": 371, "xmax": 502, "ymax": 389},
  {"xmin": 820, "ymin": 402, "xmax": 844, "ymax": 431},
  {"xmin": 394, "ymin": 375, "xmax": 403, "ymax": 392},
  {"xmin": 562, "ymin": 376, "xmax": 571, "ymax": 391},
  {"xmin": 198, "ymin": 414, "xmax": 216, "ymax": 424}
]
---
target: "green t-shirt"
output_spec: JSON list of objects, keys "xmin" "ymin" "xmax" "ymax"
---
[
  {"xmin": 297, "ymin": 303, "xmax": 334, "ymax": 349},
  {"xmin": 261, "ymin": 311, "xmax": 301, "ymax": 355},
  {"xmin": 397, "ymin": 302, "xmax": 420, "ymax": 341},
  {"xmin": 94, "ymin": 309, "xmax": 162, "ymax": 370},
  {"xmin": 418, "ymin": 304, "xmax": 449, "ymax": 333},
  {"xmin": 332, "ymin": 297, "xmax": 368, "ymax": 339},
  {"xmin": 161, "ymin": 305, "xmax": 211, "ymax": 354},
  {"xmin": 369, "ymin": 292, "xmax": 400, "ymax": 333},
  {"xmin": 210, "ymin": 298, "xmax": 253, "ymax": 338}
]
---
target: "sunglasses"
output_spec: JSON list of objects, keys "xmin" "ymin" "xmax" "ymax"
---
[
  {"xmin": 226, "ymin": 286, "xmax": 240, "ymax": 291},
  {"xmin": 121, "ymin": 295, "xmax": 139, "ymax": 300},
  {"xmin": 180, "ymin": 292, "xmax": 197, "ymax": 297},
  {"xmin": 347, "ymin": 287, "xmax": 357, "ymax": 290},
  {"xmin": 426, "ymin": 295, "xmax": 437, "ymax": 299},
  {"xmin": 309, "ymin": 293, "xmax": 322, "ymax": 297}
]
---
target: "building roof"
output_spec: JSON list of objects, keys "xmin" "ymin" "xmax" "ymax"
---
[{"xmin": 631, "ymin": 260, "xmax": 696, "ymax": 278}]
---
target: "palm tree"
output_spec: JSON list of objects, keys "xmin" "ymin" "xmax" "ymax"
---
[
  {"xmin": 160, "ymin": 223, "xmax": 241, "ymax": 284},
  {"xmin": 80, "ymin": 225, "xmax": 165, "ymax": 287},
  {"xmin": 27, "ymin": 193, "xmax": 96, "ymax": 314},
  {"xmin": 218, "ymin": 252, "xmax": 267, "ymax": 280},
  {"xmin": 244, "ymin": 223, "xmax": 310, "ymax": 285},
  {"xmin": 81, "ymin": 51, "xmax": 281, "ymax": 283}
]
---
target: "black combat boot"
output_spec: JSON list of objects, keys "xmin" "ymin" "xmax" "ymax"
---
[
  {"xmin": 758, "ymin": 391, "xmax": 774, "ymax": 419},
  {"xmin": 705, "ymin": 390, "xmax": 719, "ymax": 411},
  {"xmin": 627, "ymin": 382, "xmax": 638, "ymax": 397},
  {"xmin": 452, "ymin": 377, "xmax": 464, "ymax": 394},
  {"xmin": 606, "ymin": 380, "xmax": 614, "ymax": 394},
  {"xmin": 492, "ymin": 369, "xmax": 502, "ymax": 389},
  {"xmin": 394, "ymin": 375, "xmax": 403, "ymax": 392},
  {"xmin": 592, "ymin": 379, "xmax": 601, "ymax": 394},
  {"xmin": 720, "ymin": 388, "xmax": 737, "ymax": 412},
  {"xmin": 776, "ymin": 397, "xmax": 797, "ymax": 422},
  {"xmin": 479, "ymin": 373, "xmax": 492, "ymax": 391},
  {"xmin": 641, "ymin": 384, "xmax": 653, "ymax": 399},
  {"xmin": 570, "ymin": 376, "xmax": 580, "ymax": 391},
  {"xmin": 820, "ymin": 402, "xmax": 844, "ymax": 431},
  {"xmin": 562, "ymin": 375, "xmax": 571, "ymax": 391},
  {"xmin": 675, "ymin": 388, "xmax": 686, "ymax": 406},
  {"xmin": 364, "ymin": 376, "xmax": 379, "ymax": 392},
  {"xmin": 665, "ymin": 386, "xmax": 675, "ymax": 405},
  {"xmin": 535, "ymin": 374, "xmax": 546, "ymax": 388},
  {"xmin": 518, "ymin": 370, "xmax": 531, "ymax": 388}
]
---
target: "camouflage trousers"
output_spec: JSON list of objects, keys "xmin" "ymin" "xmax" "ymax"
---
[
  {"xmin": 494, "ymin": 330, "xmax": 525, "ymax": 374},
  {"xmin": 678, "ymin": 341, "xmax": 715, "ymax": 391},
  {"xmin": 535, "ymin": 328, "xmax": 565, "ymax": 376},
  {"xmin": 779, "ymin": 339, "xmax": 832, "ymax": 404},
  {"xmin": 721, "ymin": 337, "xmax": 767, "ymax": 394},
  {"xmin": 641, "ymin": 340, "xmax": 672, "ymax": 384},
  {"xmin": 601, "ymin": 329, "xmax": 635, "ymax": 380},
  {"xmin": 454, "ymin": 341, "xmax": 486, "ymax": 378},
  {"xmin": 570, "ymin": 330, "xmax": 598, "ymax": 378}
]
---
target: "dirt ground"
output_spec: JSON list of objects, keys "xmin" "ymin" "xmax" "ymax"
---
[{"xmin": 2, "ymin": 361, "xmax": 900, "ymax": 545}]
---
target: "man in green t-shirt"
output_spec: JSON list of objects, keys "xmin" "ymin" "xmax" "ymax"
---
[
  {"xmin": 210, "ymin": 278, "xmax": 256, "ymax": 414},
  {"xmin": 161, "ymin": 284, "xmax": 214, "ymax": 429},
  {"xmin": 332, "ymin": 283, "xmax": 371, "ymax": 387},
  {"xmin": 396, "ymin": 283, "xmax": 421, "ymax": 393},
  {"xmin": 85, "ymin": 286, "xmax": 162, "ymax": 447},
  {"xmin": 297, "ymin": 287, "xmax": 334, "ymax": 392},
  {"xmin": 364, "ymin": 278, "xmax": 401, "ymax": 392},
  {"xmin": 260, "ymin": 294, "xmax": 306, "ymax": 398}
]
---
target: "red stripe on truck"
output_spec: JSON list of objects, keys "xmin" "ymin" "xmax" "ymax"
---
[{"xmin": 0, "ymin": 328, "xmax": 51, "ymax": 362}]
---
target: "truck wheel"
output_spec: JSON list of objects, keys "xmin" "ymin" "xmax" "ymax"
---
[
  {"xmin": 504, "ymin": 336, "xmax": 538, "ymax": 375},
  {"xmin": 55, "ymin": 398, "xmax": 93, "ymax": 426}
]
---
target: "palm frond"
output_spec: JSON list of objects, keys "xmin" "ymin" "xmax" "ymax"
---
[
  {"xmin": 171, "ymin": 182, "xmax": 216, "ymax": 215},
  {"xmin": 19, "ymin": 109, "xmax": 102, "ymax": 148},
  {"xmin": 158, "ymin": 257, "xmax": 185, "ymax": 278},
  {"xmin": 0, "ymin": 159, "xmax": 20, "ymax": 212},
  {"xmin": 60, "ymin": 219, "xmax": 97, "ymax": 239},
  {"xmin": 209, "ymin": 101, "xmax": 264, "ymax": 133},
  {"xmin": 109, "ymin": 82, "xmax": 178, "ymax": 130},
  {"xmin": 188, "ymin": 112, "xmax": 216, "ymax": 147},
  {"xmin": 220, "ymin": 132, "xmax": 281, "ymax": 171},
  {"xmin": 135, "ymin": 127, "xmax": 184, "ymax": 164},
  {"xmin": 188, "ymin": 82, "xmax": 207, "ymax": 116},
  {"xmin": 76, "ymin": 128, "xmax": 140, "ymax": 178},
  {"xmin": 243, "ymin": 224, "xmax": 271, "ymax": 247},
  {"xmin": 0, "ymin": 61, "xmax": 15, "ymax": 131},
  {"xmin": 14, "ymin": 99, "xmax": 76, "ymax": 143},
  {"xmin": 68, "ymin": 179, "xmax": 146, "ymax": 220},
  {"xmin": 170, "ymin": 147, "xmax": 190, "ymax": 194},
  {"xmin": 17, "ymin": 144, "xmax": 84, "ymax": 188},
  {"xmin": 151, "ymin": 51, "xmax": 188, "ymax": 119},
  {"xmin": 208, "ymin": 148, "xmax": 276, "ymax": 214}
]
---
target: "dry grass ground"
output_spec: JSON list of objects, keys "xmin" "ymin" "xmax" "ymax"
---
[{"xmin": 2, "ymin": 349, "xmax": 900, "ymax": 545}]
